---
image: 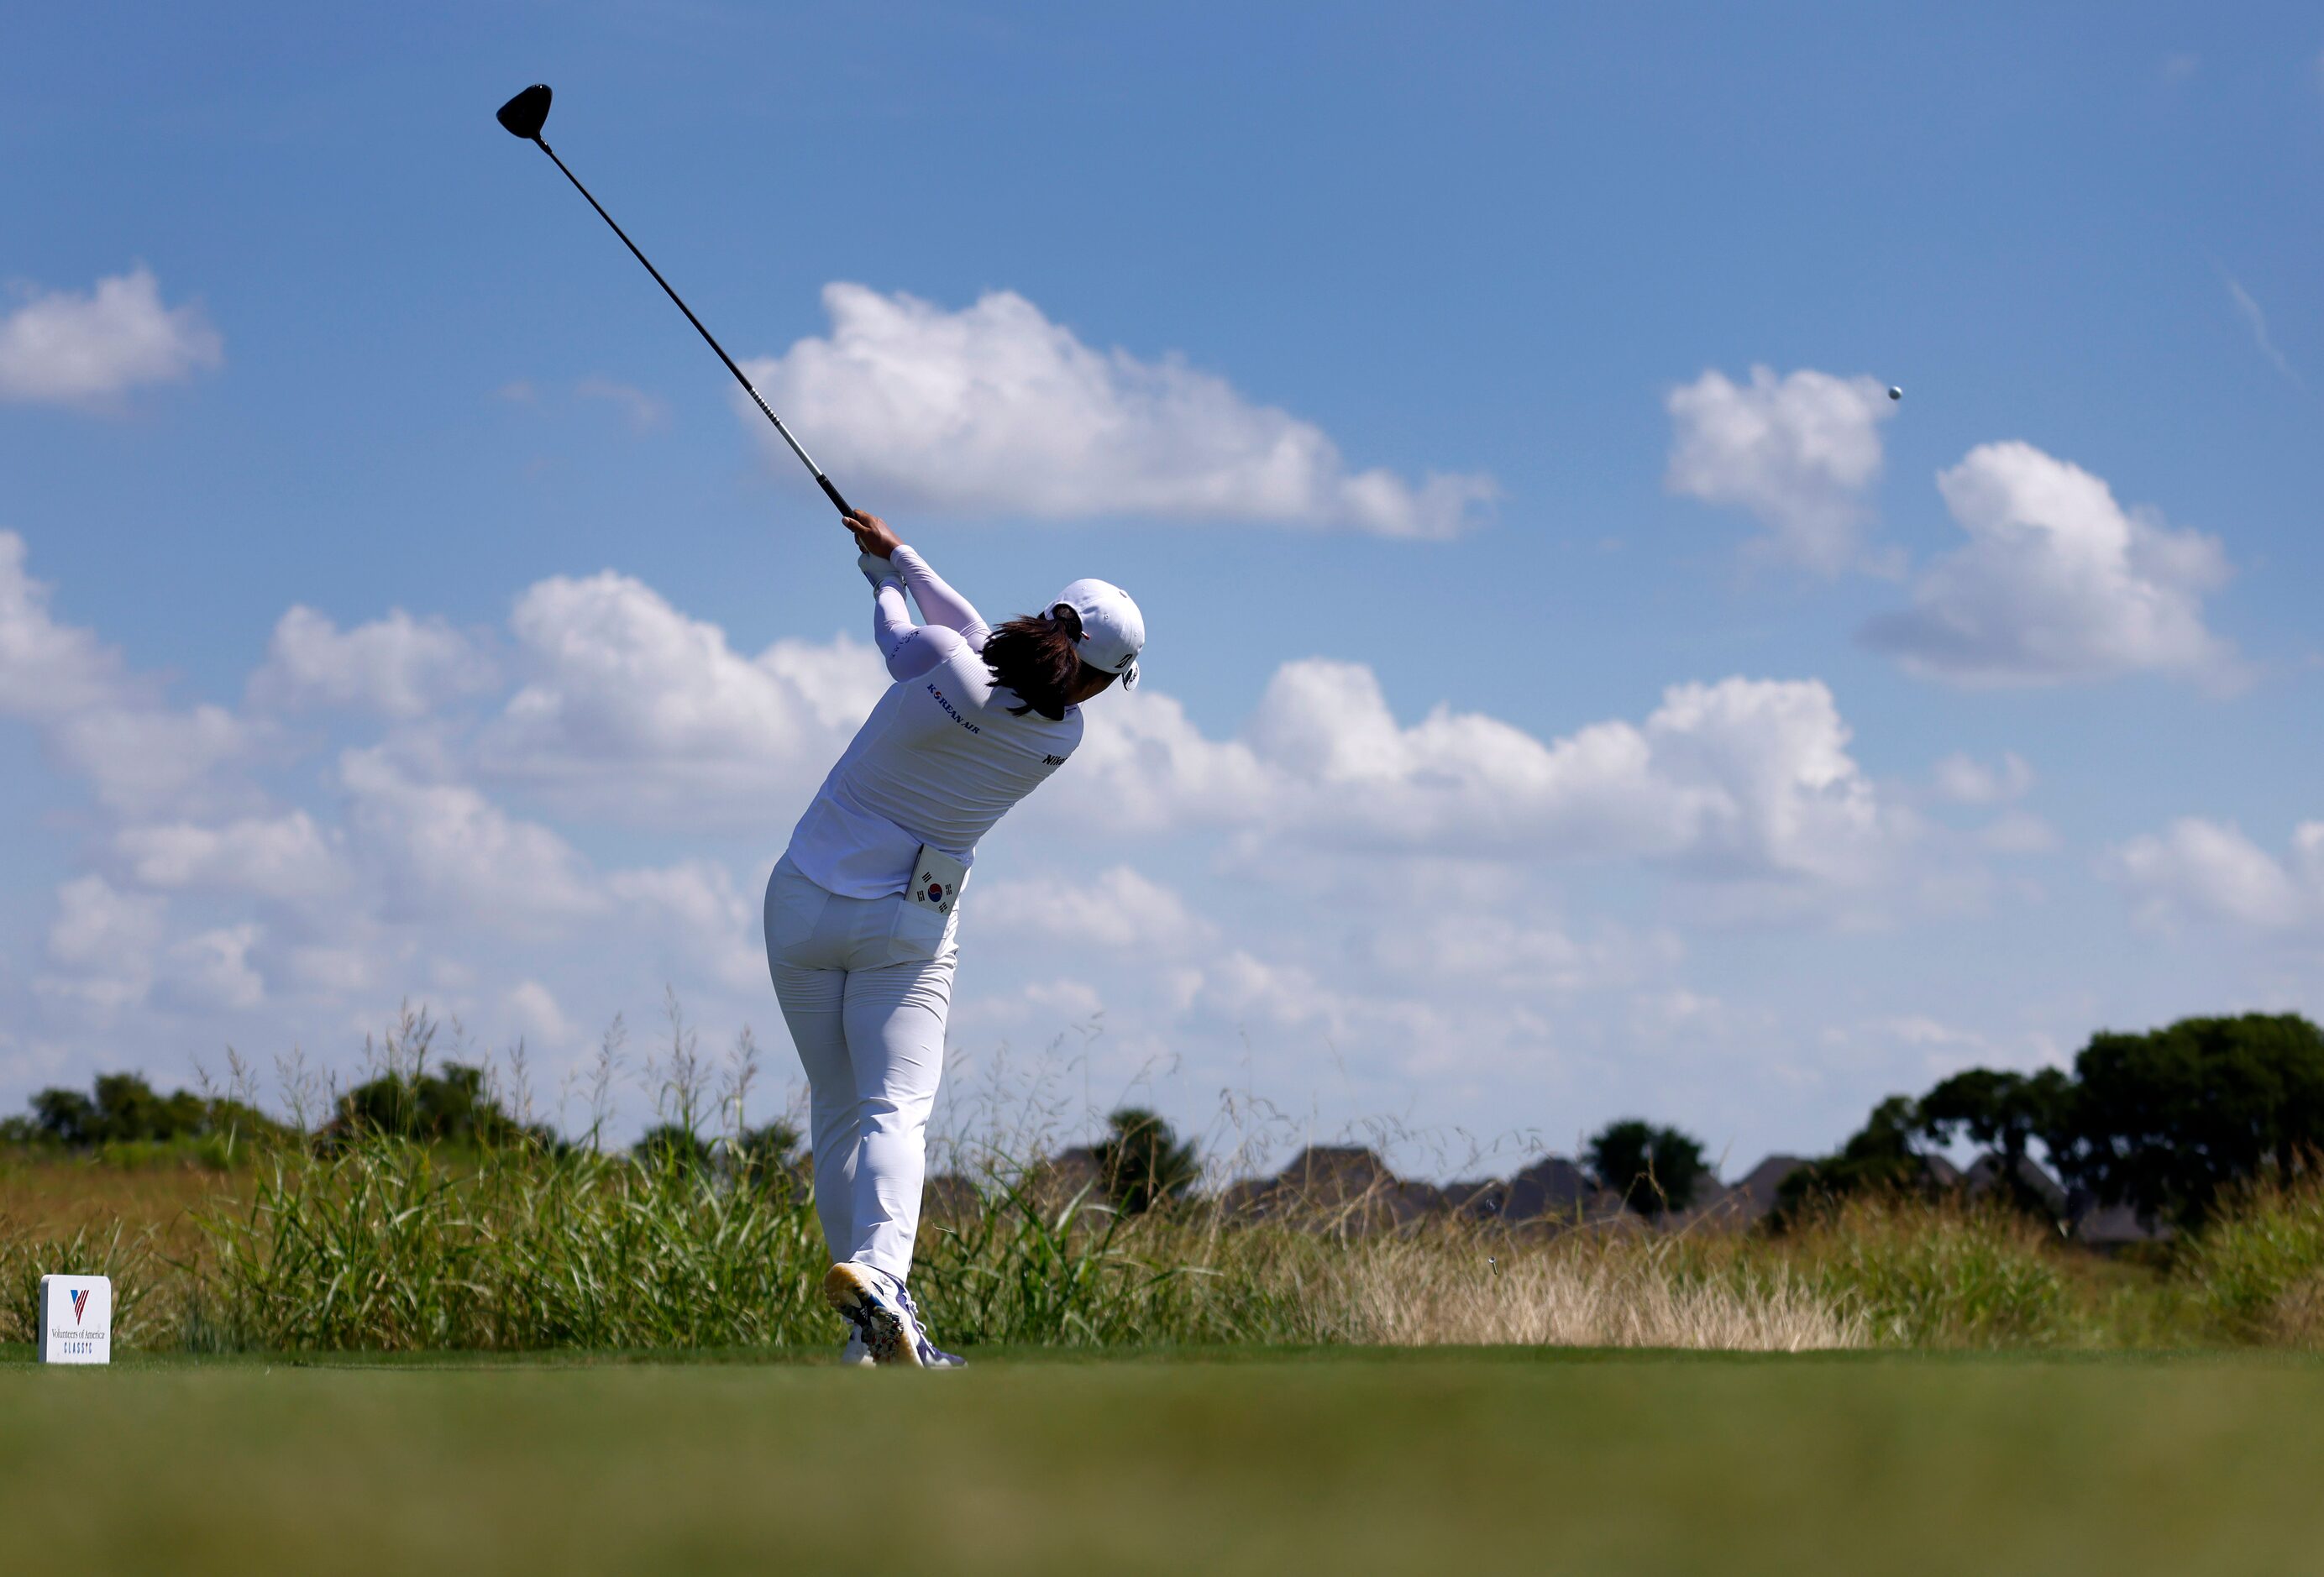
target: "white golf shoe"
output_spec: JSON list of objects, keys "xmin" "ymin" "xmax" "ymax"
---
[
  {"xmin": 896, "ymin": 1283, "xmax": 967, "ymax": 1370},
  {"xmin": 822, "ymin": 1262, "xmax": 966, "ymax": 1370},
  {"xmin": 839, "ymin": 1331, "xmax": 874, "ymax": 1368},
  {"xmin": 824, "ymin": 1262, "xmax": 922, "ymax": 1367}
]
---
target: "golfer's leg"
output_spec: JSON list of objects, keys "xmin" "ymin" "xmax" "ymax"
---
[
  {"xmin": 774, "ymin": 967, "xmax": 857, "ymax": 1261},
  {"xmin": 839, "ymin": 946, "xmax": 957, "ymax": 1285},
  {"xmin": 764, "ymin": 865, "xmax": 855, "ymax": 1264}
]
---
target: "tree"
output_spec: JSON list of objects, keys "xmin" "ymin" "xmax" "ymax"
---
[
  {"xmin": 325, "ymin": 1063, "xmax": 548, "ymax": 1149},
  {"xmin": 1917, "ymin": 1066, "xmax": 2074, "ymax": 1221},
  {"xmin": 1095, "ymin": 1108, "xmax": 1200, "ymax": 1214},
  {"xmin": 633, "ymin": 1123, "xmax": 715, "ymax": 1172},
  {"xmin": 2061, "ymin": 1014, "xmax": 2324, "ymax": 1230},
  {"xmin": 1585, "ymin": 1119, "xmax": 1709, "ymax": 1219},
  {"xmin": 21, "ymin": 1073, "xmax": 289, "ymax": 1151},
  {"xmin": 732, "ymin": 1119, "xmax": 803, "ymax": 1176},
  {"xmin": 29, "ymin": 1086, "xmax": 97, "ymax": 1145},
  {"xmin": 1773, "ymin": 1095, "xmax": 1928, "ymax": 1224}
]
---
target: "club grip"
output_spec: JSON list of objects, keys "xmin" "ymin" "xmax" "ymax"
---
[{"xmin": 817, "ymin": 474, "xmax": 853, "ymax": 517}]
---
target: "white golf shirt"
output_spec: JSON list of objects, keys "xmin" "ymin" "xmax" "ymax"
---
[{"xmin": 784, "ymin": 545, "xmax": 1082, "ymax": 899}]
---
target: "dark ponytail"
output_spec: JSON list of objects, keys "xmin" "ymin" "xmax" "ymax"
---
[{"xmin": 984, "ymin": 604, "xmax": 1108, "ymax": 720}]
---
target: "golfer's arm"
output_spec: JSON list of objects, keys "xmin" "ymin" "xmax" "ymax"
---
[
  {"xmin": 873, "ymin": 584, "xmax": 963, "ymax": 680},
  {"xmin": 889, "ymin": 545, "xmax": 992, "ymax": 653}
]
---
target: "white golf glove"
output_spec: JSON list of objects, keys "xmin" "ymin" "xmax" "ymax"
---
[{"xmin": 858, "ymin": 552, "xmax": 902, "ymax": 591}]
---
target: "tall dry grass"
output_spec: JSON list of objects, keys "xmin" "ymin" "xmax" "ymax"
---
[{"xmin": 1246, "ymin": 1225, "xmax": 1865, "ymax": 1350}]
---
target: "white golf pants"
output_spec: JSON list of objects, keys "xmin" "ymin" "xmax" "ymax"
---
[{"xmin": 763, "ymin": 854, "xmax": 959, "ymax": 1286}]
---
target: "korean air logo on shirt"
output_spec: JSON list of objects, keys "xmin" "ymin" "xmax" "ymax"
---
[{"xmin": 926, "ymin": 682, "xmax": 982, "ymax": 736}]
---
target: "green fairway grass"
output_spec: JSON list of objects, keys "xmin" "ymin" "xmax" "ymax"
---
[{"xmin": 3, "ymin": 1348, "xmax": 2318, "ymax": 1574}]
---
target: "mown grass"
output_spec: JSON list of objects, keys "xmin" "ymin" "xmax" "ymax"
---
[{"xmin": 3, "ymin": 1350, "xmax": 2322, "ymax": 1575}]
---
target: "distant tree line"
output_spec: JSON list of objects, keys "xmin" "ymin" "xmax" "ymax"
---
[
  {"xmin": 11, "ymin": 1012, "xmax": 2316, "ymax": 1234},
  {"xmin": 1781, "ymin": 1013, "xmax": 2324, "ymax": 1232},
  {"xmin": 0, "ymin": 1072, "xmax": 291, "ymax": 1155},
  {"xmin": 0, "ymin": 1062, "xmax": 803, "ymax": 1179}
]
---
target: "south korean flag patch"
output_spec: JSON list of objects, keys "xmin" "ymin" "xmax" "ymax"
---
[{"xmin": 909, "ymin": 846, "xmax": 968, "ymax": 917}]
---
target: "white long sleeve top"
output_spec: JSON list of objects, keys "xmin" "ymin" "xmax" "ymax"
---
[{"xmin": 782, "ymin": 545, "xmax": 1083, "ymax": 899}]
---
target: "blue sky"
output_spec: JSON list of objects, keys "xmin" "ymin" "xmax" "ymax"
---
[{"xmin": 3, "ymin": 3, "xmax": 2320, "ymax": 1174}]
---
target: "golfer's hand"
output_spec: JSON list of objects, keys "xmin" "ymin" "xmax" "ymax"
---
[
  {"xmin": 846, "ymin": 510, "xmax": 902, "ymax": 559},
  {"xmin": 857, "ymin": 552, "xmax": 901, "ymax": 590}
]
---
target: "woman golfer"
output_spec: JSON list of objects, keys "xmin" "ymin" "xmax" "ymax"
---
[{"xmin": 764, "ymin": 509, "xmax": 1144, "ymax": 1367}]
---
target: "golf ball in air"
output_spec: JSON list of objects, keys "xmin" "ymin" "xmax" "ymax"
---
[{"xmin": 1888, "ymin": 385, "xmax": 1903, "ymax": 401}]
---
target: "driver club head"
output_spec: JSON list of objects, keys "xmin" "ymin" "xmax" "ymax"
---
[{"xmin": 496, "ymin": 84, "xmax": 553, "ymax": 140}]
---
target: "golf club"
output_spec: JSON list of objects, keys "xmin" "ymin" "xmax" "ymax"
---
[{"xmin": 495, "ymin": 83, "xmax": 853, "ymax": 518}]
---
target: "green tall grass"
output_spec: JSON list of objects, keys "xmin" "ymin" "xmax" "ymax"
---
[
  {"xmin": 19, "ymin": 1135, "xmax": 2324, "ymax": 1355},
  {"xmin": 179, "ymin": 1140, "xmax": 1878, "ymax": 1354},
  {"xmin": 1785, "ymin": 1196, "xmax": 2077, "ymax": 1348},
  {"xmin": 195, "ymin": 1142, "xmax": 830, "ymax": 1350},
  {"xmin": 0, "ymin": 1217, "xmax": 162, "ymax": 1348},
  {"xmin": 2178, "ymin": 1179, "xmax": 2324, "ymax": 1344},
  {"xmin": 186, "ymin": 1143, "xmax": 1303, "ymax": 1353}
]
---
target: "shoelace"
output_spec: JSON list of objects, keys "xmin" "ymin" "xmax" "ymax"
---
[{"xmin": 895, "ymin": 1285, "xmax": 962, "ymax": 1364}]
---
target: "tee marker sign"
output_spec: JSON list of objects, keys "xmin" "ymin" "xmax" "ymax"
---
[{"xmin": 39, "ymin": 1274, "xmax": 113, "ymax": 1365}]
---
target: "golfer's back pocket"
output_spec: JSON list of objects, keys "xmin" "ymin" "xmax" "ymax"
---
[{"xmin": 884, "ymin": 893, "xmax": 952, "ymax": 963}]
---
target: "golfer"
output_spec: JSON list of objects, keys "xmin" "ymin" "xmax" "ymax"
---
[{"xmin": 764, "ymin": 508, "xmax": 1144, "ymax": 1367}]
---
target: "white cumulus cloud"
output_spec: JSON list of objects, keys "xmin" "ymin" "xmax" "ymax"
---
[
  {"xmin": 50, "ymin": 701, "xmax": 249, "ymax": 817},
  {"xmin": 0, "ymin": 529, "xmax": 127, "ymax": 720},
  {"xmin": 114, "ymin": 811, "xmax": 348, "ymax": 902},
  {"xmin": 340, "ymin": 747, "xmax": 606, "ymax": 931},
  {"xmin": 506, "ymin": 979, "xmax": 579, "ymax": 1046},
  {"xmin": 37, "ymin": 876, "xmax": 165, "ymax": 1012},
  {"xmin": 479, "ymin": 570, "xmax": 883, "ymax": 825},
  {"xmin": 1061, "ymin": 663, "xmax": 1912, "ymax": 892},
  {"xmin": 974, "ymin": 866, "xmax": 1216, "ymax": 954},
  {"xmin": 162, "ymin": 925, "xmax": 267, "ymax": 1011},
  {"xmin": 250, "ymin": 607, "xmax": 496, "ymax": 720},
  {"xmin": 739, "ymin": 284, "xmax": 1493, "ymax": 537},
  {"xmin": 0, "ymin": 531, "xmax": 125, "ymax": 715},
  {"xmin": 606, "ymin": 860, "xmax": 768, "ymax": 991},
  {"xmin": 1862, "ymin": 441, "xmax": 2238, "ymax": 688},
  {"xmin": 0, "ymin": 267, "xmax": 223, "ymax": 408},
  {"xmin": 1355, "ymin": 911, "xmax": 1681, "ymax": 996},
  {"xmin": 1931, "ymin": 752, "xmax": 2034, "ymax": 806},
  {"xmin": 2108, "ymin": 818, "xmax": 2324, "ymax": 930},
  {"xmin": 1666, "ymin": 365, "xmax": 1896, "ymax": 574},
  {"xmin": 2, "ymin": 531, "xmax": 254, "ymax": 814}
]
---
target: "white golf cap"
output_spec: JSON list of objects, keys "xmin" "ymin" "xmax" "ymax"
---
[{"xmin": 1053, "ymin": 578, "xmax": 1145, "ymax": 688}]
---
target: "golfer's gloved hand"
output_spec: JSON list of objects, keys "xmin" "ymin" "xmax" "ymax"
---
[{"xmin": 858, "ymin": 552, "xmax": 903, "ymax": 590}]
